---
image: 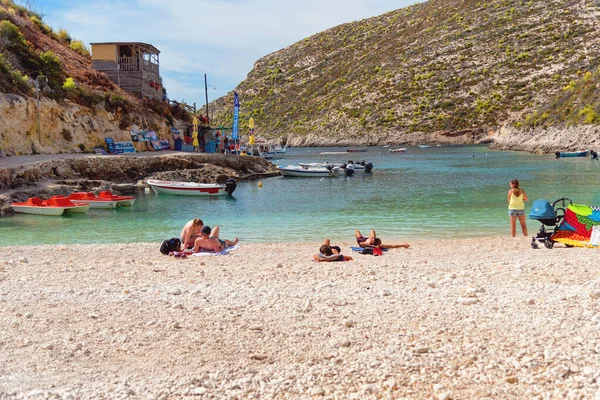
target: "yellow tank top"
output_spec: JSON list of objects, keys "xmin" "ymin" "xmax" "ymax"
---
[{"xmin": 509, "ymin": 192, "xmax": 524, "ymax": 210}]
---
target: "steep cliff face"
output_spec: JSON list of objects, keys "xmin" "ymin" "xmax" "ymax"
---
[
  {"xmin": 0, "ymin": 93, "xmax": 174, "ymax": 155},
  {"xmin": 0, "ymin": 1, "xmax": 189, "ymax": 156}
]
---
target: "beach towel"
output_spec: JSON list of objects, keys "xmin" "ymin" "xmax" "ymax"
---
[
  {"xmin": 191, "ymin": 245, "xmax": 240, "ymax": 257},
  {"xmin": 552, "ymin": 204, "xmax": 600, "ymax": 247},
  {"xmin": 350, "ymin": 246, "xmax": 388, "ymax": 252}
]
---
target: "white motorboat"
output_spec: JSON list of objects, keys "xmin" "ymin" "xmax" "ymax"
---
[
  {"xmin": 247, "ymin": 141, "xmax": 287, "ymax": 159},
  {"xmin": 299, "ymin": 162, "xmax": 344, "ymax": 169},
  {"xmin": 147, "ymin": 179, "xmax": 237, "ymax": 196},
  {"xmin": 389, "ymin": 148, "xmax": 407, "ymax": 153},
  {"xmin": 278, "ymin": 164, "xmax": 339, "ymax": 177}
]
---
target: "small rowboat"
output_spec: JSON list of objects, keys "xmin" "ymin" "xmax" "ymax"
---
[
  {"xmin": 11, "ymin": 196, "xmax": 90, "ymax": 216},
  {"xmin": 555, "ymin": 150, "xmax": 589, "ymax": 158},
  {"xmin": 389, "ymin": 148, "xmax": 407, "ymax": 153},
  {"xmin": 147, "ymin": 179, "xmax": 237, "ymax": 196}
]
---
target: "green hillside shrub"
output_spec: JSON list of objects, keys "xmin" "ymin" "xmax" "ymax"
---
[
  {"xmin": 57, "ymin": 28, "xmax": 72, "ymax": 44},
  {"xmin": 0, "ymin": 20, "xmax": 26, "ymax": 48},
  {"xmin": 69, "ymin": 40, "xmax": 90, "ymax": 57},
  {"xmin": 30, "ymin": 15, "xmax": 52, "ymax": 34}
]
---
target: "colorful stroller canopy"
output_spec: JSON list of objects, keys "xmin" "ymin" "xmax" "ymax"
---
[
  {"xmin": 528, "ymin": 199, "xmax": 556, "ymax": 221},
  {"xmin": 552, "ymin": 203, "xmax": 600, "ymax": 247}
]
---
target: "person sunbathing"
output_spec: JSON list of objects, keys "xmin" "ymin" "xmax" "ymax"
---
[
  {"xmin": 193, "ymin": 225, "xmax": 238, "ymax": 253},
  {"xmin": 355, "ymin": 229, "xmax": 410, "ymax": 249},
  {"xmin": 313, "ymin": 239, "xmax": 353, "ymax": 262}
]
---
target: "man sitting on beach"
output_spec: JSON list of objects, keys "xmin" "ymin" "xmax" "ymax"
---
[
  {"xmin": 193, "ymin": 225, "xmax": 238, "ymax": 253},
  {"xmin": 355, "ymin": 229, "xmax": 410, "ymax": 249}
]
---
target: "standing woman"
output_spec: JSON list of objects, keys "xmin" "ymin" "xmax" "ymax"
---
[{"xmin": 508, "ymin": 179, "xmax": 529, "ymax": 237}]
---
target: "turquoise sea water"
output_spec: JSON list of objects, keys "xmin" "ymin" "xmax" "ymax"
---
[{"xmin": 2, "ymin": 145, "xmax": 600, "ymax": 246}]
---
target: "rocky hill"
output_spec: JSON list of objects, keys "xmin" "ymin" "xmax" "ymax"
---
[
  {"xmin": 210, "ymin": 0, "xmax": 600, "ymax": 148},
  {"xmin": 0, "ymin": 0, "xmax": 191, "ymax": 156}
]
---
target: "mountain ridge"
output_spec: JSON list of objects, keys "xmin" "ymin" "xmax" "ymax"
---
[{"xmin": 210, "ymin": 0, "xmax": 600, "ymax": 151}]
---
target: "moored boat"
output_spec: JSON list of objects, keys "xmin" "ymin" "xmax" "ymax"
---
[
  {"xmin": 68, "ymin": 192, "xmax": 119, "ymax": 209},
  {"xmin": 278, "ymin": 165, "xmax": 339, "ymax": 177},
  {"xmin": 347, "ymin": 148, "xmax": 368, "ymax": 153},
  {"xmin": 147, "ymin": 179, "xmax": 237, "ymax": 196},
  {"xmin": 389, "ymin": 148, "xmax": 407, "ymax": 153},
  {"xmin": 98, "ymin": 191, "xmax": 136, "ymax": 206},
  {"xmin": 555, "ymin": 150, "xmax": 590, "ymax": 158},
  {"xmin": 11, "ymin": 196, "xmax": 90, "ymax": 215},
  {"xmin": 418, "ymin": 145, "xmax": 431, "ymax": 148}
]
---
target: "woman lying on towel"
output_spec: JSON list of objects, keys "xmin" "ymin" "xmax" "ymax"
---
[{"xmin": 313, "ymin": 239, "xmax": 353, "ymax": 262}]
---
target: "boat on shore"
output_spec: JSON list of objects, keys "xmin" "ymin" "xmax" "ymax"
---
[
  {"xmin": 278, "ymin": 164, "xmax": 339, "ymax": 177},
  {"xmin": 11, "ymin": 196, "xmax": 90, "ymax": 215},
  {"xmin": 389, "ymin": 148, "xmax": 407, "ymax": 153},
  {"xmin": 147, "ymin": 179, "xmax": 237, "ymax": 196},
  {"xmin": 555, "ymin": 150, "xmax": 590, "ymax": 158}
]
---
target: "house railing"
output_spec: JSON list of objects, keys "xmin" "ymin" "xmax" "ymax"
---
[
  {"xmin": 118, "ymin": 57, "xmax": 138, "ymax": 71},
  {"xmin": 118, "ymin": 57, "xmax": 159, "ymax": 75}
]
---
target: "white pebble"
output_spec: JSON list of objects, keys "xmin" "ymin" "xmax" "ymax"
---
[{"xmin": 458, "ymin": 297, "xmax": 479, "ymax": 305}]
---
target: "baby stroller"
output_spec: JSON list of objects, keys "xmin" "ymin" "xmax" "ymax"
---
[{"xmin": 529, "ymin": 198, "xmax": 572, "ymax": 249}]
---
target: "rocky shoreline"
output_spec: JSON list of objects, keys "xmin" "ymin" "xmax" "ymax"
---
[
  {"xmin": 0, "ymin": 152, "xmax": 279, "ymax": 215},
  {"xmin": 279, "ymin": 126, "xmax": 600, "ymax": 154}
]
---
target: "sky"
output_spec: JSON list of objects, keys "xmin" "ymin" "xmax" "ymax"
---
[{"xmin": 27, "ymin": 0, "xmax": 421, "ymax": 106}]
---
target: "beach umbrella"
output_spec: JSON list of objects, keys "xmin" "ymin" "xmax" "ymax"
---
[
  {"xmin": 249, "ymin": 117, "xmax": 254, "ymax": 130},
  {"xmin": 192, "ymin": 115, "xmax": 199, "ymax": 148}
]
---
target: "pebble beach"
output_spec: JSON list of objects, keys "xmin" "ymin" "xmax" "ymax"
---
[{"xmin": 1, "ymin": 238, "xmax": 600, "ymax": 399}]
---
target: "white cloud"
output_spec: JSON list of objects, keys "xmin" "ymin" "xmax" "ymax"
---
[{"xmin": 38, "ymin": 0, "xmax": 422, "ymax": 103}]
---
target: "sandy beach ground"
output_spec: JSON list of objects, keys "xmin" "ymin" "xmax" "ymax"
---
[{"xmin": 1, "ymin": 237, "xmax": 600, "ymax": 399}]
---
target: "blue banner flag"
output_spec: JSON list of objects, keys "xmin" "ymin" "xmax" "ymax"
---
[{"xmin": 232, "ymin": 92, "xmax": 239, "ymax": 140}]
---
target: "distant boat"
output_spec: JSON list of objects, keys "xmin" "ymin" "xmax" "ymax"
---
[
  {"xmin": 382, "ymin": 145, "xmax": 391, "ymax": 148},
  {"xmin": 418, "ymin": 145, "xmax": 431, "ymax": 148},
  {"xmin": 389, "ymin": 148, "xmax": 407, "ymax": 153},
  {"xmin": 555, "ymin": 150, "xmax": 589, "ymax": 158},
  {"xmin": 346, "ymin": 148, "xmax": 368, "ymax": 153},
  {"xmin": 320, "ymin": 151, "xmax": 348, "ymax": 155}
]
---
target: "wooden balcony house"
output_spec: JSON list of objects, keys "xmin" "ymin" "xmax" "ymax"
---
[{"xmin": 90, "ymin": 42, "xmax": 162, "ymax": 100}]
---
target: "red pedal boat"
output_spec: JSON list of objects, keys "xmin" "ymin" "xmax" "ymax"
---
[{"xmin": 11, "ymin": 196, "xmax": 90, "ymax": 216}]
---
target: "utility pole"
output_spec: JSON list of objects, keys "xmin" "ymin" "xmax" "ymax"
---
[
  {"xmin": 204, "ymin": 74, "xmax": 209, "ymax": 126},
  {"xmin": 35, "ymin": 75, "xmax": 47, "ymax": 145}
]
